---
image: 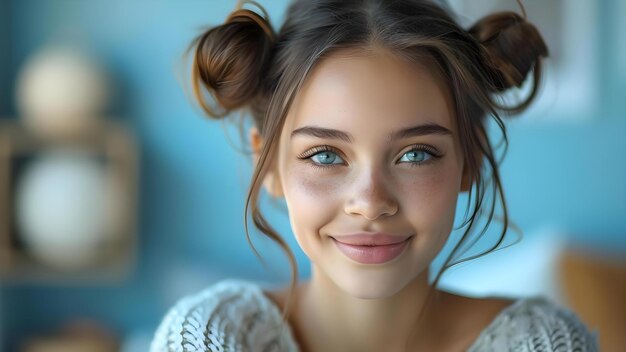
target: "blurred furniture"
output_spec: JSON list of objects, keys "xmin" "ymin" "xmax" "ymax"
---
[
  {"xmin": 0, "ymin": 119, "xmax": 138, "ymax": 282},
  {"xmin": 20, "ymin": 319, "xmax": 119, "ymax": 352},
  {"xmin": 559, "ymin": 248, "xmax": 626, "ymax": 352}
]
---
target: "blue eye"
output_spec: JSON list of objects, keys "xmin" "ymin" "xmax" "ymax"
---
[
  {"xmin": 311, "ymin": 150, "xmax": 344, "ymax": 165},
  {"xmin": 297, "ymin": 145, "xmax": 346, "ymax": 169},
  {"xmin": 399, "ymin": 150, "xmax": 433, "ymax": 163},
  {"xmin": 398, "ymin": 145, "xmax": 441, "ymax": 166}
]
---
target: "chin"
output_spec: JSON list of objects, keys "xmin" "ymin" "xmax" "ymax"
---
[{"xmin": 330, "ymin": 265, "xmax": 418, "ymax": 300}]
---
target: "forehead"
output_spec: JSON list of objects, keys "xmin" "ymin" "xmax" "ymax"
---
[{"xmin": 283, "ymin": 48, "xmax": 456, "ymax": 137}]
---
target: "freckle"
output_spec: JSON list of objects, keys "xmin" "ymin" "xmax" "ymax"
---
[
  {"xmin": 298, "ymin": 175, "xmax": 340, "ymax": 197},
  {"xmin": 299, "ymin": 177, "xmax": 324, "ymax": 195}
]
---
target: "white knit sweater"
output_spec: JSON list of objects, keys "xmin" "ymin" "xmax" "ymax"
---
[{"xmin": 150, "ymin": 280, "xmax": 599, "ymax": 351}]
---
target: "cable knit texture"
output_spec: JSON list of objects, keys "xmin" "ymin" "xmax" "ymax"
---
[{"xmin": 151, "ymin": 280, "xmax": 599, "ymax": 352}]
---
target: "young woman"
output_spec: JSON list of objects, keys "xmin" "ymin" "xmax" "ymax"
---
[{"xmin": 151, "ymin": 0, "xmax": 599, "ymax": 351}]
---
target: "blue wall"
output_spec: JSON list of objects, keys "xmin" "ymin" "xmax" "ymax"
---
[{"xmin": 0, "ymin": 0, "xmax": 624, "ymax": 349}]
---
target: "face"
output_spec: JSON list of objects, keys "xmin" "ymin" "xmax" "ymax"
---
[{"xmin": 272, "ymin": 48, "xmax": 465, "ymax": 299}]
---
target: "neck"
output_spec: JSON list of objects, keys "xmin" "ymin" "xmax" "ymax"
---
[{"xmin": 293, "ymin": 265, "xmax": 442, "ymax": 352}]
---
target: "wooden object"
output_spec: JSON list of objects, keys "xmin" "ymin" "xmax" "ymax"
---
[{"xmin": 558, "ymin": 248, "xmax": 626, "ymax": 352}]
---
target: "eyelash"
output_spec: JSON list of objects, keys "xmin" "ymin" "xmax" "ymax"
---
[{"xmin": 296, "ymin": 144, "xmax": 442, "ymax": 169}]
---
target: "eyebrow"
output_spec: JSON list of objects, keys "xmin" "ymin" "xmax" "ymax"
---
[{"xmin": 290, "ymin": 123, "xmax": 452, "ymax": 143}]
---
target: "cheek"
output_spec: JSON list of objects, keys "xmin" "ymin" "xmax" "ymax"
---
[
  {"xmin": 399, "ymin": 162, "xmax": 462, "ymax": 233},
  {"xmin": 287, "ymin": 167, "xmax": 342, "ymax": 200},
  {"xmin": 281, "ymin": 165, "xmax": 344, "ymax": 254}
]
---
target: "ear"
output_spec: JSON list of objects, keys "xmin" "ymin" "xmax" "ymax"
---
[{"xmin": 249, "ymin": 126, "xmax": 284, "ymax": 198}]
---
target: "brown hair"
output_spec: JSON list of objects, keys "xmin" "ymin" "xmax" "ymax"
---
[{"xmin": 188, "ymin": 0, "xmax": 548, "ymax": 337}]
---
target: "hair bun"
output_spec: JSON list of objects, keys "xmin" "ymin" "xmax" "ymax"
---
[
  {"xmin": 468, "ymin": 11, "xmax": 548, "ymax": 92},
  {"xmin": 191, "ymin": 2, "xmax": 275, "ymax": 118}
]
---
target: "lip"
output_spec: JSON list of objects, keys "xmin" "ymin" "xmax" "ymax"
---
[{"xmin": 331, "ymin": 233, "xmax": 413, "ymax": 264}]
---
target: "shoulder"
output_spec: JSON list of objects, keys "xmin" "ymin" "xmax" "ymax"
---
[
  {"xmin": 150, "ymin": 279, "xmax": 298, "ymax": 352},
  {"xmin": 468, "ymin": 296, "xmax": 600, "ymax": 352}
]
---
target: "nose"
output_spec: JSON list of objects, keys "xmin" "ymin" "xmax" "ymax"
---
[{"xmin": 344, "ymin": 169, "xmax": 398, "ymax": 220}]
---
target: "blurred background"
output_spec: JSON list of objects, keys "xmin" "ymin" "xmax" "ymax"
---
[{"xmin": 0, "ymin": 0, "xmax": 624, "ymax": 351}]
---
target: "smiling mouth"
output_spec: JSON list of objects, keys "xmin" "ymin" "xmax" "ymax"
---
[{"xmin": 330, "ymin": 235, "xmax": 413, "ymax": 264}]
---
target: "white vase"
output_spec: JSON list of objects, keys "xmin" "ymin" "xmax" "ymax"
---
[
  {"xmin": 15, "ymin": 148, "xmax": 123, "ymax": 270},
  {"xmin": 15, "ymin": 47, "xmax": 109, "ymax": 140}
]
